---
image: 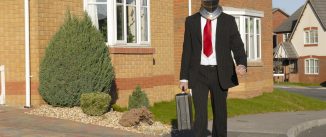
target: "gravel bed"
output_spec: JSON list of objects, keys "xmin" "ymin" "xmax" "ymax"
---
[{"xmin": 25, "ymin": 105, "xmax": 172, "ymax": 136}]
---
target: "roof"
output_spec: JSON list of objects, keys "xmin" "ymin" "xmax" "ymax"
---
[
  {"xmin": 274, "ymin": 6, "xmax": 304, "ymax": 33},
  {"xmin": 274, "ymin": 42, "xmax": 298, "ymax": 59},
  {"xmin": 310, "ymin": 0, "xmax": 326, "ymax": 30},
  {"xmin": 272, "ymin": 8, "xmax": 289, "ymax": 17}
]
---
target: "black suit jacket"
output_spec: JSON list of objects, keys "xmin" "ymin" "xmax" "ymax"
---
[{"xmin": 180, "ymin": 12, "xmax": 247, "ymax": 90}]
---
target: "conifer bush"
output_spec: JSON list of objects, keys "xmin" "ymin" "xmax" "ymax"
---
[
  {"xmin": 128, "ymin": 86, "xmax": 150, "ymax": 110},
  {"xmin": 39, "ymin": 11, "xmax": 114, "ymax": 107},
  {"xmin": 80, "ymin": 92, "xmax": 111, "ymax": 116}
]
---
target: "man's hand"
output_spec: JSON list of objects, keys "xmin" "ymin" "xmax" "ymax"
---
[
  {"xmin": 236, "ymin": 65, "xmax": 247, "ymax": 77},
  {"xmin": 179, "ymin": 82, "xmax": 188, "ymax": 92}
]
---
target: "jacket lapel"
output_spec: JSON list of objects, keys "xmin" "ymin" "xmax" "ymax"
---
[
  {"xmin": 191, "ymin": 13, "xmax": 202, "ymax": 55},
  {"xmin": 194, "ymin": 13, "xmax": 202, "ymax": 47},
  {"xmin": 215, "ymin": 13, "xmax": 224, "ymax": 54}
]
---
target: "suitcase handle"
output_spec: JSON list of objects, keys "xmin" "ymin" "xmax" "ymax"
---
[
  {"xmin": 182, "ymin": 87, "xmax": 186, "ymax": 93},
  {"xmin": 180, "ymin": 87, "xmax": 192, "ymax": 96}
]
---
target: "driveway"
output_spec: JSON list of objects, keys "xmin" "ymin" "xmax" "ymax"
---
[{"xmin": 0, "ymin": 106, "xmax": 153, "ymax": 137}]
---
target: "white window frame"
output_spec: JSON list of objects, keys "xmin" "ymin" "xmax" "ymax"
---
[
  {"xmin": 283, "ymin": 33, "xmax": 290, "ymax": 42},
  {"xmin": 224, "ymin": 7, "xmax": 263, "ymax": 61},
  {"xmin": 305, "ymin": 58, "xmax": 319, "ymax": 75},
  {"xmin": 237, "ymin": 16, "xmax": 261, "ymax": 61},
  {"xmin": 84, "ymin": 0, "xmax": 151, "ymax": 47},
  {"xmin": 304, "ymin": 29, "xmax": 318, "ymax": 45}
]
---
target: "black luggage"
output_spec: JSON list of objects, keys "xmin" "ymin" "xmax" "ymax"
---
[{"xmin": 176, "ymin": 91, "xmax": 193, "ymax": 130}]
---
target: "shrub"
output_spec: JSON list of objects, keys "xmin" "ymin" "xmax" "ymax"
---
[
  {"xmin": 39, "ymin": 11, "xmax": 114, "ymax": 107},
  {"xmin": 111, "ymin": 104, "xmax": 128, "ymax": 112},
  {"xmin": 80, "ymin": 92, "xmax": 111, "ymax": 116},
  {"xmin": 128, "ymin": 86, "xmax": 150, "ymax": 109}
]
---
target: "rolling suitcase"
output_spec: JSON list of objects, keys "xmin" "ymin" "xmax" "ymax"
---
[{"xmin": 176, "ymin": 90, "xmax": 193, "ymax": 130}]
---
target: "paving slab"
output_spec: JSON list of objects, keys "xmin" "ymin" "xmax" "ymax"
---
[{"xmin": 0, "ymin": 106, "xmax": 155, "ymax": 137}]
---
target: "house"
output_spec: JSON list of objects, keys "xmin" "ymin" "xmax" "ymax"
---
[
  {"xmin": 0, "ymin": 0, "xmax": 273, "ymax": 107},
  {"xmin": 272, "ymin": 8, "xmax": 289, "ymax": 48},
  {"xmin": 273, "ymin": 6, "xmax": 304, "ymax": 82},
  {"xmin": 274, "ymin": 0, "xmax": 326, "ymax": 84}
]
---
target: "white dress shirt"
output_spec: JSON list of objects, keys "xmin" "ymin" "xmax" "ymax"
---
[
  {"xmin": 200, "ymin": 16, "xmax": 217, "ymax": 65},
  {"xmin": 180, "ymin": 17, "xmax": 218, "ymax": 83}
]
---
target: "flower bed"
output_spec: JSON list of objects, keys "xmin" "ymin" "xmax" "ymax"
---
[{"xmin": 26, "ymin": 105, "xmax": 171, "ymax": 136}]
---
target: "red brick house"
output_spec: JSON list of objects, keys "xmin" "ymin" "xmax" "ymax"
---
[
  {"xmin": 0, "ymin": 0, "xmax": 273, "ymax": 107},
  {"xmin": 274, "ymin": 0, "xmax": 326, "ymax": 84},
  {"xmin": 272, "ymin": 8, "xmax": 289, "ymax": 48}
]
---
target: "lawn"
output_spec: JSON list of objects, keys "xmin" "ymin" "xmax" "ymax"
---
[
  {"xmin": 275, "ymin": 82, "xmax": 321, "ymax": 87},
  {"xmin": 149, "ymin": 89, "xmax": 326, "ymax": 124}
]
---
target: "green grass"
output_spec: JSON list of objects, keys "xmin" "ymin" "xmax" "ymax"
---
[
  {"xmin": 275, "ymin": 82, "xmax": 321, "ymax": 87},
  {"xmin": 149, "ymin": 89, "xmax": 326, "ymax": 124}
]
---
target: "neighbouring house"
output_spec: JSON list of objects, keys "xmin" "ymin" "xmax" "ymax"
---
[
  {"xmin": 272, "ymin": 8, "xmax": 289, "ymax": 48},
  {"xmin": 274, "ymin": 0, "xmax": 326, "ymax": 84},
  {"xmin": 0, "ymin": 0, "xmax": 273, "ymax": 107},
  {"xmin": 273, "ymin": 6, "xmax": 304, "ymax": 82}
]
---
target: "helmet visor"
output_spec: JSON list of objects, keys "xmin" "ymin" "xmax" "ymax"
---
[{"xmin": 202, "ymin": 0, "xmax": 218, "ymax": 10}]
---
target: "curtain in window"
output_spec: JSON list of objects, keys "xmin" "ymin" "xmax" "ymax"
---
[{"xmin": 88, "ymin": 0, "xmax": 99, "ymax": 29}]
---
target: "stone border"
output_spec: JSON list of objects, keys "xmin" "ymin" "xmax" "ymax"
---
[{"xmin": 287, "ymin": 118, "xmax": 326, "ymax": 137}]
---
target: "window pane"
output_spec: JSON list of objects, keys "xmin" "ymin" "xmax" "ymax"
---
[
  {"xmin": 98, "ymin": 4, "xmax": 107, "ymax": 41},
  {"xmin": 250, "ymin": 18, "xmax": 254, "ymax": 59},
  {"xmin": 97, "ymin": 0, "xmax": 107, "ymax": 2},
  {"xmin": 142, "ymin": 0, "xmax": 147, "ymax": 6},
  {"xmin": 127, "ymin": 5, "xmax": 137, "ymax": 43},
  {"xmin": 315, "ymin": 60, "xmax": 319, "ymax": 74},
  {"xmin": 305, "ymin": 31, "xmax": 309, "ymax": 43},
  {"xmin": 256, "ymin": 19, "xmax": 260, "ymax": 34},
  {"xmin": 257, "ymin": 35, "xmax": 260, "ymax": 58},
  {"xmin": 250, "ymin": 34, "xmax": 254, "ymax": 59},
  {"xmin": 305, "ymin": 60, "xmax": 309, "ymax": 74},
  {"xmin": 87, "ymin": 3, "xmax": 107, "ymax": 41},
  {"xmin": 250, "ymin": 18, "xmax": 254, "ymax": 34},
  {"xmin": 116, "ymin": 5, "xmax": 124, "ymax": 40},
  {"xmin": 127, "ymin": 0, "xmax": 136, "ymax": 5},
  {"xmin": 310, "ymin": 59, "xmax": 314, "ymax": 74},
  {"xmin": 235, "ymin": 17, "xmax": 240, "ymax": 31},
  {"xmin": 246, "ymin": 34, "xmax": 249, "ymax": 57},
  {"xmin": 141, "ymin": 7, "xmax": 148, "ymax": 41},
  {"xmin": 315, "ymin": 30, "xmax": 318, "ymax": 43},
  {"xmin": 310, "ymin": 30, "xmax": 314, "ymax": 43},
  {"xmin": 116, "ymin": 0, "xmax": 123, "ymax": 3},
  {"xmin": 245, "ymin": 18, "xmax": 249, "ymax": 33}
]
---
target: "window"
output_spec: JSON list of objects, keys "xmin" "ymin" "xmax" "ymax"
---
[
  {"xmin": 86, "ymin": 0, "xmax": 108, "ymax": 41},
  {"xmin": 289, "ymin": 60, "xmax": 297, "ymax": 73},
  {"xmin": 85, "ymin": 0, "xmax": 150, "ymax": 46},
  {"xmin": 235, "ymin": 16, "xmax": 261, "ymax": 60},
  {"xmin": 305, "ymin": 58, "xmax": 319, "ymax": 74},
  {"xmin": 304, "ymin": 27, "xmax": 318, "ymax": 45},
  {"xmin": 224, "ymin": 6, "xmax": 264, "ymax": 61},
  {"xmin": 283, "ymin": 33, "xmax": 291, "ymax": 42}
]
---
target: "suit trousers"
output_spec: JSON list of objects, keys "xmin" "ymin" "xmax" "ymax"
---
[{"xmin": 192, "ymin": 65, "xmax": 228, "ymax": 137}]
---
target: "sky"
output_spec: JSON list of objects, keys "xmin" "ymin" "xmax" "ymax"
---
[{"xmin": 273, "ymin": 0, "xmax": 306, "ymax": 15}]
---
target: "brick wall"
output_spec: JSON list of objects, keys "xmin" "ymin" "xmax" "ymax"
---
[
  {"xmin": 273, "ymin": 10, "xmax": 288, "ymax": 31},
  {"xmin": 277, "ymin": 34, "xmax": 284, "ymax": 45},
  {"xmin": 297, "ymin": 56, "xmax": 326, "ymax": 84},
  {"xmin": 0, "ymin": 1, "xmax": 26, "ymax": 106},
  {"xmin": 1, "ymin": 0, "xmax": 274, "ymax": 107},
  {"xmin": 0, "ymin": 0, "xmax": 83, "ymax": 106},
  {"xmin": 223, "ymin": 0, "xmax": 274, "ymax": 96},
  {"xmin": 110, "ymin": 0, "xmax": 177, "ymax": 106}
]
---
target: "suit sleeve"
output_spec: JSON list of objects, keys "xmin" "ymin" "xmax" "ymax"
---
[
  {"xmin": 230, "ymin": 17, "xmax": 247, "ymax": 68},
  {"xmin": 180, "ymin": 17, "xmax": 192, "ymax": 80}
]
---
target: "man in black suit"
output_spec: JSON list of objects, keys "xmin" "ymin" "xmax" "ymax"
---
[{"xmin": 179, "ymin": 0, "xmax": 247, "ymax": 137}]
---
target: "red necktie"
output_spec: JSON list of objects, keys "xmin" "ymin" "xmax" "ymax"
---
[{"xmin": 203, "ymin": 19, "xmax": 213, "ymax": 57}]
